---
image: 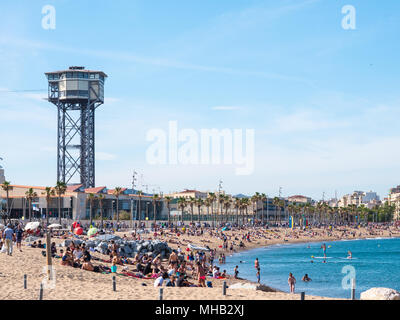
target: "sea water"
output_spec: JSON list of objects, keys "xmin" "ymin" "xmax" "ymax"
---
[{"xmin": 221, "ymin": 237, "xmax": 400, "ymax": 299}]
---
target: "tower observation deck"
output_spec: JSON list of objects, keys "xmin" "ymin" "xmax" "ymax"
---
[{"xmin": 45, "ymin": 66, "xmax": 107, "ymax": 188}]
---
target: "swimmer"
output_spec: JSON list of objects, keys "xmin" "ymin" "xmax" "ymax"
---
[
  {"xmin": 347, "ymin": 251, "xmax": 352, "ymax": 259},
  {"xmin": 302, "ymin": 274, "xmax": 312, "ymax": 282}
]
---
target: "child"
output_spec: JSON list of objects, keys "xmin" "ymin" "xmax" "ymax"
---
[{"xmin": 256, "ymin": 268, "xmax": 260, "ymax": 283}]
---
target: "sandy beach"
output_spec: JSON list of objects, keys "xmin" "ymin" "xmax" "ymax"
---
[{"xmin": 0, "ymin": 224, "xmax": 399, "ymax": 300}]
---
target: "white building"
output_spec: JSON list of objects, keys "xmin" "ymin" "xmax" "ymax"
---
[{"xmin": 362, "ymin": 191, "xmax": 380, "ymax": 203}]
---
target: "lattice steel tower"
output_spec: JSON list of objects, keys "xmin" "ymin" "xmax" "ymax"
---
[{"xmin": 45, "ymin": 67, "xmax": 107, "ymax": 188}]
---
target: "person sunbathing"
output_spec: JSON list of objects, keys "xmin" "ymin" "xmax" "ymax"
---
[
  {"xmin": 61, "ymin": 248, "xmax": 74, "ymax": 267},
  {"xmin": 111, "ymin": 252, "xmax": 122, "ymax": 265}
]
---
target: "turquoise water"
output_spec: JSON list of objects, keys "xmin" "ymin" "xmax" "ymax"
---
[{"xmin": 220, "ymin": 237, "xmax": 400, "ymax": 299}]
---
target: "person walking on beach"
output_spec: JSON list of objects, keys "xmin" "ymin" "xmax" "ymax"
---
[
  {"xmin": 3, "ymin": 224, "xmax": 15, "ymax": 256},
  {"xmin": 288, "ymin": 273, "xmax": 296, "ymax": 293},
  {"xmin": 15, "ymin": 225, "xmax": 24, "ymax": 252}
]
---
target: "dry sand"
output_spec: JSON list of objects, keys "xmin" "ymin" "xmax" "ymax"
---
[{"xmin": 0, "ymin": 225, "xmax": 398, "ymax": 300}]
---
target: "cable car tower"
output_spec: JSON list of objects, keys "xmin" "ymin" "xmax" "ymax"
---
[{"xmin": 45, "ymin": 66, "xmax": 107, "ymax": 188}]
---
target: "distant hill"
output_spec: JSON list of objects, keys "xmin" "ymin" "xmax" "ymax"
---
[{"xmin": 233, "ymin": 193, "xmax": 249, "ymax": 198}]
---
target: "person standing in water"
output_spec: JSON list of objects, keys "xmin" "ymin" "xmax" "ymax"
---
[
  {"xmin": 321, "ymin": 243, "xmax": 327, "ymax": 258},
  {"xmin": 256, "ymin": 268, "xmax": 260, "ymax": 283},
  {"xmin": 347, "ymin": 250, "xmax": 352, "ymax": 259},
  {"xmin": 254, "ymin": 258, "xmax": 259, "ymax": 270},
  {"xmin": 288, "ymin": 273, "xmax": 296, "ymax": 293}
]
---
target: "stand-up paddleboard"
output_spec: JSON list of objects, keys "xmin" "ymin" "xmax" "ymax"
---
[{"xmin": 312, "ymin": 256, "xmax": 333, "ymax": 259}]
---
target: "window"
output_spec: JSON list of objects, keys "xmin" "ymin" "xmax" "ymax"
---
[
  {"xmin": 66, "ymin": 72, "xmax": 73, "ymax": 78},
  {"xmin": 89, "ymin": 73, "xmax": 95, "ymax": 79}
]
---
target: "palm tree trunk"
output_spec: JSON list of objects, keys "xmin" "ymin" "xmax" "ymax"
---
[
  {"xmin": 167, "ymin": 205, "xmax": 171, "ymax": 227},
  {"xmin": 29, "ymin": 200, "xmax": 32, "ymax": 222},
  {"xmin": 100, "ymin": 205, "xmax": 104, "ymax": 229},
  {"xmin": 138, "ymin": 197, "xmax": 142, "ymax": 227},
  {"xmin": 116, "ymin": 198, "xmax": 120, "ymax": 223},
  {"xmin": 46, "ymin": 199, "xmax": 49, "ymax": 225},
  {"xmin": 58, "ymin": 197, "xmax": 61, "ymax": 225}
]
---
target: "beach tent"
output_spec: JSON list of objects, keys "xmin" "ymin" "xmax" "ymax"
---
[
  {"xmin": 74, "ymin": 227, "xmax": 83, "ymax": 235},
  {"xmin": 24, "ymin": 222, "xmax": 40, "ymax": 231},
  {"xmin": 87, "ymin": 227, "xmax": 98, "ymax": 237}
]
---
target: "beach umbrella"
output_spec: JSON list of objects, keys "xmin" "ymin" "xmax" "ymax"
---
[
  {"xmin": 74, "ymin": 227, "xmax": 83, "ymax": 235},
  {"xmin": 87, "ymin": 227, "xmax": 98, "ymax": 237},
  {"xmin": 48, "ymin": 223, "xmax": 62, "ymax": 229},
  {"xmin": 24, "ymin": 222, "xmax": 40, "ymax": 231}
]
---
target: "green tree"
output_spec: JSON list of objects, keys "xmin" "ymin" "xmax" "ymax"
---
[
  {"xmin": 54, "ymin": 181, "xmax": 67, "ymax": 225},
  {"xmin": 25, "ymin": 188, "xmax": 38, "ymax": 222},
  {"xmin": 42, "ymin": 187, "xmax": 55, "ymax": 225}
]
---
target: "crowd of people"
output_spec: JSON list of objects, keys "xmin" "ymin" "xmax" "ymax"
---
[{"xmin": 1, "ymin": 219, "xmax": 400, "ymax": 294}]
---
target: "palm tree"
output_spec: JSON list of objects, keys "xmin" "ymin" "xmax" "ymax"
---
[
  {"xmin": 234, "ymin": 198, "xmax": 241, "ymax": 225},
  {"xmin": 196, "ymin": 198, "xmax": 204, "ymax": 222},
  {"xmin": 86, "ymin": 193, "xmax": 96, "ymax": 226},
  {"xmin": 25, "ymin": 188, "xmax": 38, "ymax": 221},
  {"xmin": 98, "ymin": 194, "xmax": 105, "ymax": 229},
  {"xmin": 152, "ymin": 193, "xmax": 160, "ymax": 226},
  {"xmin": 272, "ymin": 197, "xmax": 280, "ymax": 225},
  {"xmin": 113, "ymin": 187, "xmax": 123, "ymax": 224},
  {"xmin": 137, "ymin": 190, "xmax": 143, "ymax": 227},
  {"xmin": 207, "ymin": 193, "xmax": 217, "ymax": 228},
  {"xmin": 42, "ymin": 187, "xmax": 55, "ymax": 225},
  {"xmin": 240, "ymin": 197, "xmax": 250, "ymax": 225},
  {"xmin": 1, "ymin": 181, "xmax": 12, "ymax": 220},
  {"xmin": 260, "ymin": 193, "xmax": 267, "ymax": 224},
  {"xmin": 187, "ymin": 196, "xmax": 195, "ymax": 224},
  {"xmin": 54, "ymin": 181, "xmax": 67, "ymax": 225},
  {"xmin": 204, "ymin": 198, "xmax": 211, "ymax": 223},
  {"xmin": 164, "ymin": 196, "xmax": 172, "ymax": 227},
  {"xmin": 177, "ymin": 197, "xmax": 187, "ymax": 223},
  {"xmin": 218, "ymin": 193, "xmax": 225, "ymax": 225},
  {"xmin": 251, "ymin": 194, "xmax": 258, "ymax": 224},
  {"xmin": 223, "ymin": 197, "xmax": 232, "ymax": 223}
]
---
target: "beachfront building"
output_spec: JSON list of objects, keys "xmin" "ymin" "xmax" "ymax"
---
[
  {"xmin": 287, "ymin": 195, "xmax": 312, "ymax": 204},
  {"xmin": 0, "ymin": 184, "xmax": 167, "ymax": 222},
  {"xmin": 388, "ymin": 186, "xmax": 400, "ymax": 220},
  {"xmin": 166, "ymin": 189, "xmax": 209, "ymax": 199},
  {"xmin": 338, "ymin": 190, "xmax": 381, "ymax": 209}
]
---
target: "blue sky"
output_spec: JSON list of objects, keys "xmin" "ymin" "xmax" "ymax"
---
[{"xmin": 1, "ymin": 0, "xmax": 400, "ymax": 199}]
